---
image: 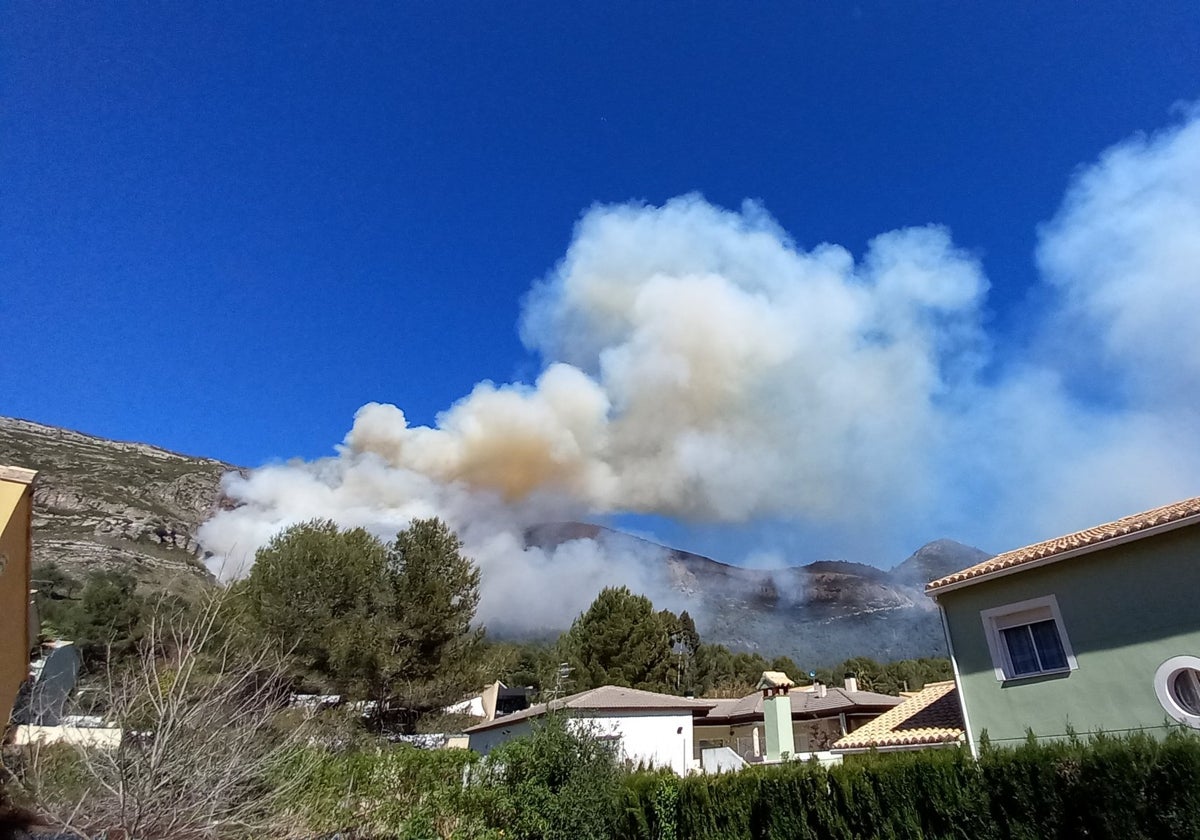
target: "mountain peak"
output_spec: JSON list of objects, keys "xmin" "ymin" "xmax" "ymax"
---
[{"xmin": 891, "ymin": 539, "xmax": 992, "ymax": 585}]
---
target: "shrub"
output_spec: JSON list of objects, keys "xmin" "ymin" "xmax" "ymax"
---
[
  {"xmin": 477, "ymin": 712, "xmax": 627, "ymax": 840},
  {"xmin": 269, "ymin": 744, "xmax": 494, "ymax": 839},
  {"xmin": 10, "ymin": 592, "xmax": 311, "ymax": 840}
]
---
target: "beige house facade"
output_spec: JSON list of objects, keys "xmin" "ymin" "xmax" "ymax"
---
[{"xmin": 0, "ymin": 465, "xmax": 37, "ymax": 727}]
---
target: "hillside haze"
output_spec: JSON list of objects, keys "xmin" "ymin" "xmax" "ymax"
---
[
  {"xmin": 526, "ymin": 523, "xmax": 989, "ymax": 664},
  {"xmin": 1, "ymin": 417, "xmax": 990, "ymax": 663}
]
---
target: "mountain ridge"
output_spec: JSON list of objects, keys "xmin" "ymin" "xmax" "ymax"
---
[
  {"xmin": 526, "ymin": 521, "xmax": 989, "ymax": 662},
  {"xmin": 0, "ymin": 416, "xmax": 238, "ymax": 595},
  {"xmin": 1, "ymin": 416, "xmax": 990, "ymax": 662}
]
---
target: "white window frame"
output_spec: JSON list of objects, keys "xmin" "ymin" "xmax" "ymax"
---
[
  {"xmin": 1154, "ymin": 656, "xmax": 1200, "ymax": 729},
  {"xmin": 980, "ymin": 595, "xmax": 1078, "ymax": 682}
]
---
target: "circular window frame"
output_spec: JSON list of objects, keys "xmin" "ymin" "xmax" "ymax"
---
[{"xmin": 1154, "ymin": 656, "xmax": 1200, "ymax": 728}]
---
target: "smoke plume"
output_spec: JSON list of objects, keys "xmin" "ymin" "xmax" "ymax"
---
[{"xmin": 199, "ymin": 108, "xmax": 1200, "ymax": 632}]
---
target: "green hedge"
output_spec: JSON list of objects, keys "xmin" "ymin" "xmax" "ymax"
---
[
  {"xmin": 620, "ymin": 730, "xmax": 1200, "ymax": 840},
  {"xmin": 267, "ymin": 730, "xmax": 1200, "ymax": 839}
]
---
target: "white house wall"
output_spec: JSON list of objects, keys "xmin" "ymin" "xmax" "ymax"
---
[
  {"xmin": 467, "ymin": 710, "xmax": 696, "ymax": 775},
  {"xmin": 467, "ymin": 718, "xmax": 533, "ymax": 755}
]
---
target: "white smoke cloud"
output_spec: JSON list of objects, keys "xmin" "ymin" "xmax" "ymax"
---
[
  {"xmin": 1036, "ymin": 105, "xmax": 1200, "ymax": 411},
  {"xmin": 519, "ymin": 203, "xmax": 987, "ymax": 522},
  {"xmin": 199, "ymin": 107, "xmax": 1200, "ymax": 632}
]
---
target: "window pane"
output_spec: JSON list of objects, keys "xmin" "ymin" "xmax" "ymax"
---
[
  {"xmin": 1172, "ymin": 670, "xmax": 1200, "ymax": 715},
  {"xmin": 1029, "ymin": 620, "xmax": 1068, "ymax": 671},
  {"xmin": 1002, "ymin": 626, "xmax": 1041, "ymax": 676}
]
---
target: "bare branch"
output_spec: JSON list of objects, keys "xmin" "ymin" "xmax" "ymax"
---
[{"xmin": 13, "ymin": 587, "xmax": 315, "ymax": 840}]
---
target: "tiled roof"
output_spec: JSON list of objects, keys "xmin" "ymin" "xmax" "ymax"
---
[
  {"xmin": 927, "ymin": 495, "xmax": 1200, "ymax": 594},
  {"xmin": 702, "ymin": 686, "xmax": 902, "ymax": 724},
  {"xmin": 832, "ymin": 681, "xmax": 963, "ymax": 751},
  {"xmin": 464, "ymin": 685, "xmax": 715, "ymax": 733}
]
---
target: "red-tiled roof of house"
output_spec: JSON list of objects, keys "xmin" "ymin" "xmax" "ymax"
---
[
  {"xmin": 927, "ymin": 495, "xmax": 1200, "ymax": 594},
  {"xmin": 832, "ymin": 681, "xmax": 964, "ymax": 751}
]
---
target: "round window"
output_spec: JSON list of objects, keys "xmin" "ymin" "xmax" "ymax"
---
[
  {"xmin": 1155, "ymin": 656, "xmax": 1200, "ymax": 727},
  {"xmin": 1172, "ymin": 669, "xmax": 1200, "ymax": 715}
]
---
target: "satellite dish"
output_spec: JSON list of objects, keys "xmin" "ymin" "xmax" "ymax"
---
[{"xmin": 808, "ymin": 670, "xmax": 816, "ymax": 679}]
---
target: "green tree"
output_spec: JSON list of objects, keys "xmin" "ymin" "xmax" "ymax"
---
[
  {"xmin": 661, "ymin": 608, "xmax": 702, "ymax": 694},
  {"xmin": 815, "ymin": 655, "xmax": 884, "ymax": 691},
  {"xmin": 693, "ymin": 643, "xmax": 770, "ymax": 697},
  {"xmin": 242, "ymin": 517, "xmax": 485, "ymax": 729},
  {"xmin": 487, "ymin": 639, "xmax": 561, "ymax": 697},
  {"xmin": 559, "ymin": 587, "xmax": 674, "ymax": 693},
  {"xmin": 383, "ymin": 517, "xmax": 485, "ymax": 718},
  {"xmin": 34, "ymin": 564, "xmax": 150, "ymax": 668},
  {"xmin": 32, "ymin": 562, "xmax": 84, "ymax": 640},
  {"xmin": 813, "ymin": 655, "xmax": 952, "ymax": 694},
  {"xmin": 770, "ymin": 655, "xmax": 802, "ymax": 678},
  {"xmin": 242, "ymin": 519, "xmax": 393, "ymax": 693},
  {"xmin": 877, "ymin": 656, "xmax": 953, "ymax": 694}
]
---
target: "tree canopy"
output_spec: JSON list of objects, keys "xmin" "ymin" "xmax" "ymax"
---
[
  {"xmin": 34, "ymin": 564, "xmax": 151, "ymax": 668},
  {"xmin": 241, "ymin": 517, "xmax": 485, "ymax": 728},
  {"xmin": 558, "ymin": 586, "xmax": 674, "ymax": 693},
  {"xmin": 382, "ymin": 517, "xmax": 485, "ymax": 711},
  {"xmin": 492, "ymin": 584, "xmax": 953, "ymax": 702}
]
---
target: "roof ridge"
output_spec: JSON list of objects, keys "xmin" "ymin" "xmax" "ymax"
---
[{"xmin": 927, "ymin": 495, "xmax": 1200, "ymax": 593}]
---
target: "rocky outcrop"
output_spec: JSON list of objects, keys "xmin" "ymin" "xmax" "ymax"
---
[{"xmin": 0, "ymin": 417, "xmax": 238, "ymax": 593}]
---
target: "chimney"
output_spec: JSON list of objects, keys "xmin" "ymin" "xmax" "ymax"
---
[
  {"xmin": 756, "ymin": 671, "xmax": 796, "ymax": 761},
  {"xmin": 844, "ymin": 675, "xmax": 858, "ymax": 693},
  {"xmin": 817, "ymin": 682, "xmax": 827, "ymax": 698}
]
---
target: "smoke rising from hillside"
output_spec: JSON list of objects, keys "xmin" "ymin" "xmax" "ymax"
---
[{"xmin": 199, "ymin": 109, "xmax": 1200, "ymax": 631}]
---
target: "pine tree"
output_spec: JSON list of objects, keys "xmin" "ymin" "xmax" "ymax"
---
[
  {"xmin": 560, "ymin": 586, "xmax": 674, "ymax": 692},
  {"xmin": 384, "ymin": 517, "xmax": 485, "ymax": 717},
  {"xmin": 242, "ymin": 517, "xmax": 485, "ymax": 729}
]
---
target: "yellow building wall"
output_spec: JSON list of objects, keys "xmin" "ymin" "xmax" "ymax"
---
[{"xmin": 0, "ymin": 471, "xmax": 35, "ymax": 727}]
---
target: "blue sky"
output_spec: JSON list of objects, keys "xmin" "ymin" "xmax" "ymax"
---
[{"xmin": 5, "ymin": 3, "xmax": 1200, "ymax": 586}]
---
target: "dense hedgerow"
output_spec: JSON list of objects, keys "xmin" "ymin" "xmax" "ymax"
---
[
  {"xmin": 644, "ymin": 729, "xmax": 1200, "ymax": 840},
  {"xmin": 204, "ymin": 727, "xmax": 1200, "ymax": 839}
]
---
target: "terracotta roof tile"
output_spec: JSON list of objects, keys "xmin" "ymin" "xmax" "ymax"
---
[
  {"xmin": 833, "ymin": 681, "xmax": 963, "ymax": 751},
  {"xmin": 927, "ymin": 496, "xmax": 1200, "ymax": 593}
]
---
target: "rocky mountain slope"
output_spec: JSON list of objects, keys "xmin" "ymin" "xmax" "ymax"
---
[
  {"xmin": 2, "ymin": 417, "xmax": 991, "ymax": 662},
  {"xmin": 0, "ymin": 417, "xmax": 237, "ymax": 594},
  {"xmin": 528, "ymin": 525, "xmax": 991, "ymax": 663}
]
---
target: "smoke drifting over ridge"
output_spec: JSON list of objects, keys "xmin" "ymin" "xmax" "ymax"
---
[{"xmin": 199, "ymin": 110, "xmax": 1200, "ymax": 631}]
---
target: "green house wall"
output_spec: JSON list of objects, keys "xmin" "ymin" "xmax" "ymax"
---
[{"xmin": 937, "ymin": 523, "xmax": 1200, "ymax": 752}]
